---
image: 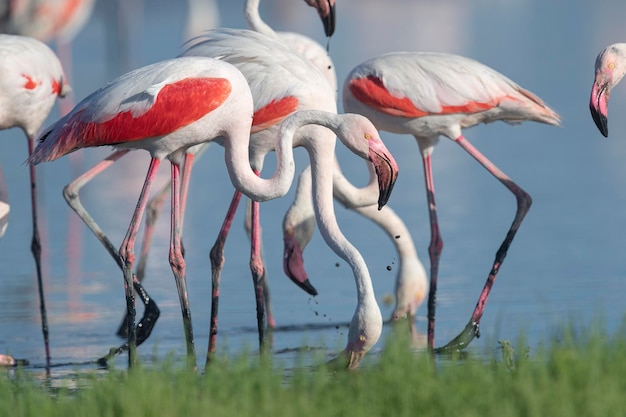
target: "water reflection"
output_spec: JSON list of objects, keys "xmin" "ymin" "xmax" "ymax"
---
[{"xmin": 1, "ymin": 0, "xmax": 626, "ymax": 377}]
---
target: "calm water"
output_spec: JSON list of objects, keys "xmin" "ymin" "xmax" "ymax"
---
[{"xmin": 2, "ymin": 0, "xmax": 626, "ymax": 378}]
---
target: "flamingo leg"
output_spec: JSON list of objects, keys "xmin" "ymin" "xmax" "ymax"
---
[
  {"xmin": 27, "ymin": 136, "xmax": 50, "ymax": 368},
  {"xmin": 118, "ymin": 151, "xmax": 196, "ymax": 338},
  {"xmin": 63, "ymin": 150, "xmax": 160, "ymax": 364},
  {"xmin": 136, "ymin": 182, "xmax": 170, "ymax": 282},
  {"xmin": 118, "ymin": 157, "xmax": 161, "ymax": 367},
  {"xmin": 169, "ymin": 157, "xmax": 196, "ymax": 367},
  {"xmin": 420, "ymin": 152, "xmax": 443, "ymax": 351},
  {"xmin": 207, "ymin": 188, "xmax": 243, "ymax": 364},
  {"xmin": 435, "ymin": 135, "xmax": 532, "ymax": 353},
  {"xmin": 249, "ymin": 197, "xmax": 268, "ymax": 354},
  {"xmin": 116, "ymin": 179, "xmax": 170, "ymax": 338},
  {"xmin": 244, "ymin": 199, "xmax": 275, "ymax": 328}
]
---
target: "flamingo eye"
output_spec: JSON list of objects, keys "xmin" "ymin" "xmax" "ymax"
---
[
  {"xmin": 364, "ymin": 133, "xmax": 371, "ymax": 140},
  {"xmin": 609, "ymin": 63, "xmax": 616, "ymax": 70}
]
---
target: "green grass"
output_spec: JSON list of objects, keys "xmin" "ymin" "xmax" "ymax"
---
[{"xmin": 2, "ymin": 323, "xmax": 626, "ymax": 417}]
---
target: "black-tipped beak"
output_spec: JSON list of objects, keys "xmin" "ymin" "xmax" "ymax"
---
[
  {"xmin": 296, "ymin": 279, "xmax": 318, "ymax": 296},
  {"xmin": 590, "ymin": 82, "xmax": 609, "ymax": 137},
  {"xmin": 283, "ymin": 235, "xmax": 318, "ymax": 296},
  {"xmin": 320, "ymin": 0, "xmax": 335, "ymax": 37},
  {"xmin": 369, "ymin": 150, "xmax": 398, "ymax": 210}
]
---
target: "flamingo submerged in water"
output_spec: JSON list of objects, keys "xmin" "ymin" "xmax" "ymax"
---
[
  {"xmin": 589, "ymin": 43, "xmax": 626, "ymax": 137},
  {"xmin": 341, "ymin": 51, "xmax": 560, "ymax": 352},
  {"xmin": 0, "ymin": 34, "xmax": 70, "ymax": 367},
  {"xmin": 180, "ymin": 28, "xmax": 397, "ymax": 368}
]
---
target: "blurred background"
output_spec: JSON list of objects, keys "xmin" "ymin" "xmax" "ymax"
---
[{"xmin": 1, "ymin": 0, "xmax": 626, "ymax": 372}]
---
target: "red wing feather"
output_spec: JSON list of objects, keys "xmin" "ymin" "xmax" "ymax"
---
[
  {"xmin": 349, "ymin": 75, "xmax": 497, "ymax": 118},
  {"xmin": 251, "ymin": 96, "xmax": 299, "ymax": 133}
]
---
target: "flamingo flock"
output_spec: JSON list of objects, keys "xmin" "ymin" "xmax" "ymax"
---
[{"xmin": 0, "ymin": 0, "xmax": 621, "ymax": 371}]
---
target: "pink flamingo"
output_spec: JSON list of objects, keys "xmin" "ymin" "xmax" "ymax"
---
[
  {"xmin": 181, "ymin": 29, "xmax": 397, "ymax": 367},
  {"xmin": 29, "ymin": 56, "xmax": 261, "ymax": 367},
  {"xmin": 342, "ymin": 51, "xmax": 560, "ymax": 352},
  {"xmin": 126, "ymin": 0, "xmax": 338, "ymax": 338},
  {"xmin": 0, "ymin": 34, "xmax": 69, "ymax": 367},
  {"xmin": 31, "ymin": 53, "xmax": 397, "ymax": 369},
  {"xmin": 589, "ymin": 43, "xmax": 626, "ymax": 137}
]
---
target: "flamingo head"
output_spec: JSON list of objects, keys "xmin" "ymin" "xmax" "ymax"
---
[
  {"xmin": 590, "ymin": 43, "xmax": 626, "ymax": 137},
  {"xmin": 335, "ymin": 113, "xmax": 399, "ymax": 210},
  {"xmin": 335, "ymin": 298, "xmax": 383, "ymax": 370}
]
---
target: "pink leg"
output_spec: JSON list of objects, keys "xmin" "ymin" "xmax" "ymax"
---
[
  {"xmin": 244, "ymin": 199, "xmax": 275, "ymax": 328},
  {"xmin": 436, "ymin": 135, "xmax": 532, "ymax": 353},
  {"xmin": 135, "ymin": 181, "xmax": 170, "ymax": 283},
  {"xmin": 249, "ymin": 197, "xmax": 267, "ymax": 353},
  {"xmin": 118, "ymin": 152, "xmax": 197, "ymax": 339},
  {"xmin": 26, "ymin": 136, "xmax": 50, "ymax": 368},
  {"xmin": 118, "ymin": 157, "xmax": 161, "ymax": 368},
  {"xmin": 64, "ymin": 150, "xmax": 160, "ymax": 357},
  {"xmin": 421, "ymin": 153, "xmax": 443, "ymax": 351},
  {"xmin": 169, "ymin": 159, "xmax": 196, "ymax": 367},
  {"xmin": 207, "ymin": 189, "xmax": 243, "ymax": 364}
]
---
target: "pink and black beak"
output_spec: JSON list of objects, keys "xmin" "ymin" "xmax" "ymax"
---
[
  {"xmin": 368, "ymin": 141, "xmax": 399, "ymax": 210},
  {"xmin": 590, "ymin": 77, "xmax": 610, "ymax": 137},
  {"xmin": 318, "ymin": 0, "xmax": 335, "ymax": 37},
  {"xmin": 283, "ymin": 227, "xmax": 318, "ymax": 296}
]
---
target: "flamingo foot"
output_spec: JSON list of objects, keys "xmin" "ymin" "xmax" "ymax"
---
[
  {"xmin": 434, "ymin": 319, "xmax": 480, "ymax": 354},
  {"xmin": 100, "ymin": 299, "xmax": 160, "ymax": 366}
]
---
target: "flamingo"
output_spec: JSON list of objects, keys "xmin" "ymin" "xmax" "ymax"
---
[
  {"xmin": 31, "ymin": 53, "xmax": 398, "ymax": 369},
  {"xmin": 124, "ymin": 0, "xmax": 338, "ymax": 339},
  {"xmin": 341, "ymin": 51, "xmax": 560, "ymax": 352},
  {"xmin": 0, "ymin": 34, "xmax": 69, "ymax": 367},
  {"xmin": 180, "ymin": 28, "xmax": 396, "ymax": 367},
  {"xmin": 589, "ymin": 43, "xmax": 626, "ymax": 137},
  {"xmin": 283, "ymin": 163, "xmax": 428, "ymax": 326}
]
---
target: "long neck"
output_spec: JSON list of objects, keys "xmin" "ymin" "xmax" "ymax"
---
[
  {"xmin": 245, "ymin": 0, "xmax": 279, "ymax": 39},
  {"xmin": 291, "ymin": 112, "xmax": 376, "ymax": 304},
  {"xmin": 223, "ymin": 119, "xmax": 295, "ymax": 202}
]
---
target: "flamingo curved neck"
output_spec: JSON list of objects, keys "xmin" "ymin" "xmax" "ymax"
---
[
  {"xmin": 294, "ymin": 114, "xmax": 375, "ymax": 303},
  {"xmin": 245, "ymin": 0, "xmax": 278, "ymax": 39}
]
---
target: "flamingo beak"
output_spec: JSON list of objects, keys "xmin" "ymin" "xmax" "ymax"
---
[
  {"xmin": 283, "ymin": 230, "xmax": 318, "ymax": 296},
  {"xmin": 590, "ymin": 77, "xmax": 609, "ymax": 137},
  {"xmin": 319, "ymin": 0, "xmax": 335, "ymax": 37},
  {"xmin": 325, "ymin": 348, "xmax": 364, "ymax": 370},
  {"xmin": 368, "ymin": 142, "xmax": 398, "ymax": 210}
]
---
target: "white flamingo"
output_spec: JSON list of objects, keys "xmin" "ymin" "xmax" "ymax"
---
[
  {"xmin": 128, "ymin": 0, "xmax": 338, "ymax": 337},
  {"xmin": 180, "ymin": 28, "xmax": 397, "ymax": 368},
  {"xmin": 0, "ymin": 34, "xmax": 69, "ymax": 367},
  {"xmin": 342, "ymin": 51, "xmax": 560, "ymax": 352}
]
